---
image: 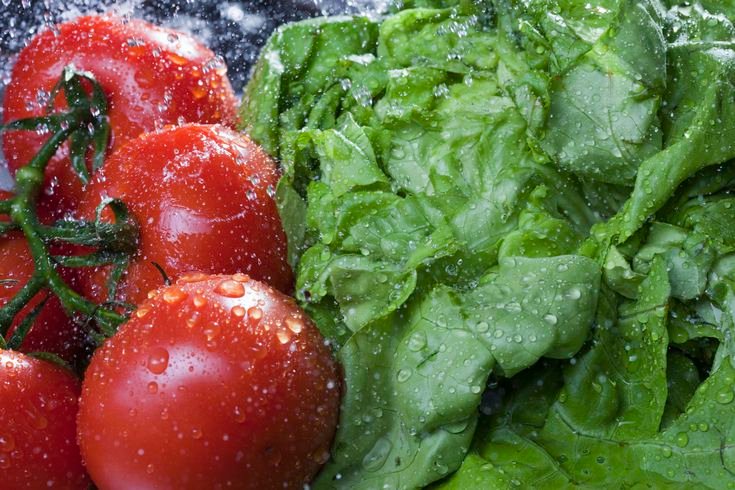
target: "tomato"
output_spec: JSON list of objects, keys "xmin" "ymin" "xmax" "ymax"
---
[
  {"xmin": 0, "ymin": 350, "xmax": 89, "ymax": 489},
  {"xmin": 3, "ymin": 14, "xmax": 238, "ymax": 222},
  {"xmin": 77, "ymin": 273, "xmax": 340, "ymax": 489},
  {"xmin": 77, "ymin": 124, "xmax": 293, "ymax": 305}
]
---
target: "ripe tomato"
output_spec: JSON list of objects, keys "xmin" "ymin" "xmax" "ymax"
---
[
  {"xmin": 0, "ymin": 350, "xmax": 89, "ymax": 489},
  {"xmin": 77, "ymin": 124, "xmax": 293, "ymax": 305},
  {"xmin": 77, "ymin": 273, "xmax": 340, "ymax": 489},
  {"xmin": 3, "ymin": 14, "xmax": 238, "ymax": 222}
]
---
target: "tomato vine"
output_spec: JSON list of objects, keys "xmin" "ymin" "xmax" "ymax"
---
[{"xmin": 0, "ymin": 66, "xmax": 138, "ymax": 350}]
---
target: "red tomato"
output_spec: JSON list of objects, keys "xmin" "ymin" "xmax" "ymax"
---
[
  {"xmin": 3, "ymin": 14, "xmax": 238, "ymax": 222},
  {"xmin": 0, "ymin": 350, "xmax": 89, "ymax": 489},
  {"xmin": 77, "ymin": 273, "xmax": 340, "ymax": 489},
  {"xmin": 77, "ymin": 124, "xmax": 293, "ymax": 305}
]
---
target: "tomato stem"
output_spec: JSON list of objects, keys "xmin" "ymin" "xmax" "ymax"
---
[
  {"xmin": 0, "ymin": 66, "xmax": 138, "ymax": 349},
  {"xmin": 0, "ymin": 274, "xmax": 44, "ymax": 337},
  {"xmin": 40, "ymin": 221, "xmax": 138, "ymax": 252}
]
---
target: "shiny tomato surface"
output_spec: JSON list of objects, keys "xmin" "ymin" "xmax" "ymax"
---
[
  {"xmin": 77, "ymin": 123, "xmax": 293, "ymax": 305},
  {"xmin": 77, "ymin": 273, "xmax": 340, "ymax": 489},
  {"xmin": 2, "ymin": 14, "xmax": 238, "ymax": 221},
  {"xmin": 0, "ymin": 350, "xmax": 89, "ymax": 489}
]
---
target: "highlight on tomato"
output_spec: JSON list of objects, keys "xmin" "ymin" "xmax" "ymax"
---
[
  {"xmin": 77, "ymin": 123, "xmax": 293, "ymax": 306},
  {"xmin": 0, "ymin": 350, "xmax": 89, "ymax": 489},
  {"xmin": 77, "ymin": 273, "xmax": 340, "ymax": 489},
  {"xmin": 2, "ymin": 14, "xmax": 238, "ymax": 221}
]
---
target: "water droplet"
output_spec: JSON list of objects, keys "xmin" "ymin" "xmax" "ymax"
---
[
  {"xmin": 248, "ymin": 307, "xmax": 263, "ymax": 323},
  {"xmin": 396, "ymin": 368, "xmax": 412, "ymax": 383},
  {"xmin": 717, "ymin": 388, "xmax": 734, "ymax": 404},
  {"xmin": 147, "ymin": 381, "xmax": 158, "ymax": 394},
  {"xmin": 32, "ymin": 414, "xmax": 48, "ymax": 430},
  {"xmin": 407, "ymin": 332, "xmax": 427, "ymax": 351},
  {"xmin": 193, "ymin": 295, "xmax": 207, "ymax": 309},
  {"xmin": 166, "ymin": 52, "xmax": 189, "ymax": 66},
  {"xmin": 276, "ymin": 330, "xmax": 291, "ymax": 344},
  {"xmin": 232, "ymin": 306, "xmax": 246, "ymax": 318},
  {"xmin": 135, "ymin": 307, "xmax": 151, "ymax": 319},
  {"xmin": 362, "ymin": 438, "xmax": 392, "ymax": 471},
  {"xmin": 543, "ymin": 314, "xmax": 558, "ymax": 325},
  {"xmin": 179, "ymin": 272, "xmax": 208, "ymax": 283},
  {"xmin": 232, "ymin": 273, "xmax": 250, "ymax": 282},
  {"xmin": 203, "ymin": 325, "xmax": 220, "ymax": 342},
  {"xmin": 215, "ymin": 280, "xmax": 245, "ymax": 298},
  {"xmin": 147, "ymin": 347, "xmax": 170, "ymax": 375},
  {"xmin": 186, "ymin": 313, "xmax": 200, "ymax": 328},
  {"xmin": 675, "ymin": 432, "xmax": 689, "ymax": 448},
  {"xmin": 504, "ymin": 302, "xmax": 522, "ymax": 313},
  {"xmin": 162, "ymin": 287, "xmax": 187, "ymax": 305},
  {"xmin": 286, "ymin": 318, "xmax": 303, "ymax": 334}
]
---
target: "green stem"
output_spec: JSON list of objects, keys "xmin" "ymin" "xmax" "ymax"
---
[
  {"xmin": 27, "ymin": 124, "xmax": 79, "ymax": 174},
  {"xmin": 53, "ymin": 252, "xmax": 127, "ymax": 268},
  {"xmin": 0, "ymin": 67, "xmax": 138, "ymax": 351},
  {"xmin": 0, "ymin": 274, "xmax": 44, "ymax": 337},
  {"xmin": 11, "ymin": 190, "xmax": 126, "ymax": 336},
  {"xmin": 0, "ymin": 199, "xmax": 12, "ymax": 215},
  {"xmin": 0, "ymin": 222, "xmax": 19, "ymax": 234},
  {"xmin": 6, "ymin": 124, "xmax": 128, "ymax": 342},
  {"xmin": 40, "ymin": 221, "xmax": 138, "ymax": 253}
]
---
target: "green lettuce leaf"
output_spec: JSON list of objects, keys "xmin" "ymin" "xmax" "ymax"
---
[{"xmin": 240, "ymin": 2, "xmax": 735, "ymax": 488}]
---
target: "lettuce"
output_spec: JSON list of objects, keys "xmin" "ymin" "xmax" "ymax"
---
[{"xmin": 240, "ymin": 1, "xmax": 735, "ymax": 488}]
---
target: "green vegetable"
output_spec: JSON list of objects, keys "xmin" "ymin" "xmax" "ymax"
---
[{"xmin": 240, "ymin": 0, "xmax": 735, "ymax": 487}]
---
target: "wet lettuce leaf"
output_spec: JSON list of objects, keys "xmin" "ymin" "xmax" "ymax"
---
[
  {"xmin": 241, "ymin": 0, "xmax": 735, "ymax": 488},
  {"xmin": 440, "ymin": 259, "xmax": 735, "ymax": 489}
]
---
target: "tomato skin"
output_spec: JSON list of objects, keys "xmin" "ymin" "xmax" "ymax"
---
[
  {"xmin": 3, "ymin": 14, "xmax": 238, "ymax": 221},
  {"xmin": 77, "ymin": 124, "xmax": 293, "ymax": 304},
  {"xmin": 77, "ymin": 273, "xmax": 340, "ymax": 489},
  {"xmin": 0, "ymin": 350, "xmax": 89, "ymax": 489}
]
